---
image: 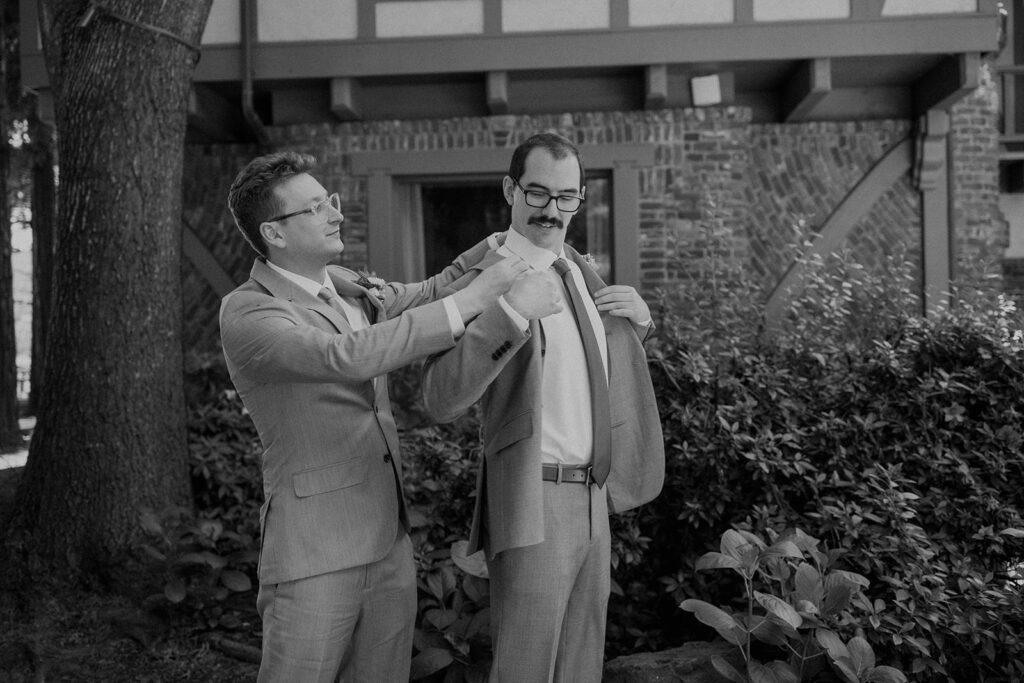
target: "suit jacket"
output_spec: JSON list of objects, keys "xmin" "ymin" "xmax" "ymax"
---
[
  {"xmin": 422, "ymin": 240, "xmax": 665, "ymax": 558},
  {"xmin": 220, "ymin": 258, "xmax": 461, "ymax": 585}
]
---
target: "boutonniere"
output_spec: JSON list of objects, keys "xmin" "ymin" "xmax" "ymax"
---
[
  {"xmin": 355, "ymin": 271, "xmax": 387, "ymax": 304},
  {"xmin": 582, "ymin": 253, "xmax": 598, "ymax": 271}
]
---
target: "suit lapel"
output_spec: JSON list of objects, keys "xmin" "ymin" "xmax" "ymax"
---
[
  {"xmin": 330, "ymin": 270, "xmax": 383, "ymax": 323},
  {"xmin": 250, "ymin": 260, "xmax": 353, "ymax": 332}
]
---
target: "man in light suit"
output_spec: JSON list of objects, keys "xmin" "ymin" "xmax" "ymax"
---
[
  {"xmin": 422, "ymin": 132, "xmax": 665, "ymax": 682},
  {"xmin": 219, "ymin": 151, "xmax": 530, "ymax": 682}
]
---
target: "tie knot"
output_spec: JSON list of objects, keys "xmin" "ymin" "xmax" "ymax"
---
[
  {"xmin": 318, "ymin": 286, "xmax": 335, "ymax": 303},
  {"xmin": 552, "ymin": 258, "xmax": 571, "ymax": 277}
]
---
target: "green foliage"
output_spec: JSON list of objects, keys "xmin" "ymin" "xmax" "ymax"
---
[
  {"xmin": 681, "ymin": 527, "xmax": 905, "ymax": 683},
  {"xmin": 630, "ymin": 249, "xmax": 1024, "ymax": 681},
  {"xmin": 184, "ymin": 353, "xmax": 263, "ymax": 534},
  {"xmin": 133, "ymin": 505, "xmax": 258, "ymax": 633},
  {"xmin": 401, "ymin": 418, "xmax": 493, "ymax": 682}
]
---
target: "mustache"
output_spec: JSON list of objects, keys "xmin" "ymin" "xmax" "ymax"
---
[{"xmin": 529, "ymin": 217, "xmax": 563, "ymax": 230}]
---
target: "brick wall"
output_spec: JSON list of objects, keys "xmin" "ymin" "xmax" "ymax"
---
[{"xmin": 183, "ymin": 89, "xmax": 1006, "ymax": 354}]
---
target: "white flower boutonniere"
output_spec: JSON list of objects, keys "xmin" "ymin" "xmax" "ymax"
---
[
  {"xmin": 582, "ymin": 253, "xmax": 598, "ymax": 271},
  {"xmin": 355, "ymin": 271, "xmax": 387, "ymax": 304}
]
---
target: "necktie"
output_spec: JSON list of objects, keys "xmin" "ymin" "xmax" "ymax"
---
[
  {"xmin": 552, "ymin": 258, "xmax": 612, "ymax": 486},
  {"xmin": 318, "ymin": 286, "xmax": 364, "ymax": 331}
]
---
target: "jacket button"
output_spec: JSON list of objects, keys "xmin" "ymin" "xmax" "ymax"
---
[{"xmin": 383, "ymin": 454, "xmax": 392, "ymax": 463}]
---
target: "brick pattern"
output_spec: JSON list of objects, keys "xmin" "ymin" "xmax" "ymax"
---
[
  {"xmin": 183, "ymin": 92, "xmax": 1006, "ymax": 353},
  {"xmin": 950, "ymin": 63, "xmax": 1008, "ymax": 295}
]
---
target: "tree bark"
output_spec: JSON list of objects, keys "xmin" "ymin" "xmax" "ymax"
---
[
  {"xmin": 28, "ymin": 110, "xmax": 55, "ymax": 416},
  {"xmin": 0, "ymin": 0, "xmax": 22, "ymax": 450},
  {"xmin": 7, "ymin": 0, "xmax": 212, "ymax": 574},
  {"xmin": 0, "ymin": 137, "xmax": 20, "ymax": 450}
]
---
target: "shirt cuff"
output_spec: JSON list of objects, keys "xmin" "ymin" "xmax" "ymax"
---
[
  {"xmin": 636, "ymin": 318, "xmax": 653, "ymax": 328},
  {"xmin": 442, "ymin": 296, "xmax": 465, "ymax": 338},
  {"xmin": 498, "ymin": 295, "xmax": 529, "ymax": 331}
]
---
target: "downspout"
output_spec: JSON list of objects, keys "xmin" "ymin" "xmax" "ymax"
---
[{"xmin": 241, "ymin": 0, "xmax": 270, "ymax": 146}]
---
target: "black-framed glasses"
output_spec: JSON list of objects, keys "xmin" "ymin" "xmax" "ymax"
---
[
  {"xmin": 268, "ymin": 192, "xmax": 342, "ymax": 223},
  {"xmin": 511, "ymin": 178, "xmax": 584, "ymax": 212}
]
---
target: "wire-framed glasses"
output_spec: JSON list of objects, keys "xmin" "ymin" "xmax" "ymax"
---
[
  {"xmin": 511, "ymin": 178, "xmax": 584, "ymax": 212},
  {"xmin": 268, "ymin": 192, "xmax": 342, "ymax": 223}
]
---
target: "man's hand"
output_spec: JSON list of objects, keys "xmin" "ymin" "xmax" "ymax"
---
[
  {"xmin": 593, "ymin": 285, "xmax": 651, "ymax": 324},
  {"xmin": 452, "ymin": 257, "xmax": 530, "ymax": 321},
  {"xmin": 505, "ymin": 271, "xmax": 563, "ymax": 320}
]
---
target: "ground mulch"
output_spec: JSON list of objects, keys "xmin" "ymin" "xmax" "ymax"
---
[{"xmin": 0, "ymin": 468, "xmax": 260, "ymax": 682}]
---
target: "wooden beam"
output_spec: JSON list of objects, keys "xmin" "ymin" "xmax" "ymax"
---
[
  {"xmin": 182, "ymin": 225, "xmax": 238, "ymax": 297},
  {"xmin": 645, "ymin": 64, "xmax": 667, "ymax": 110},
  {"xmin": 192, "ymin": 15, "xmax": 1001, "ymax": 82},
  {"xmin": 765, "ymin": 137, "xmax": 914, "ymax": 329},
  {"xmin": 487, "ymin": 71, "xmax": 509, "ymax": 115},
  {"xmin": 331, "ymin": 77, "xmax": 363, "ymax": 120},
  {"xmin": 782, "ymin": 58, "xmax": 831, "ymax": 122},
  {"xmin": 915, "ymin": 109, "xmax": 952, "ymax": 317},
  {"xmin": 913, "ymin": 53, "xmax": 979, "ymax": 116}
]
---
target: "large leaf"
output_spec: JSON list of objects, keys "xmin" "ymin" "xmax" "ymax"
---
[
  {"xmin": 409, "ymin": 647, "xmax": 454, "ymax": 680},
  {"xmin": 451, "ymin": 540, "xmax": 489, "ymax": 578},
  {"xmin": 754, "ymin": 591, "xmax": 802, "ymax": 629},
  {"xmin": 866, "ymin": 666, "xmax": 908, "ymax": 683},
  {"xmin": 765, "ymin": 539, "xmax": 803, "ymax": 559},
  {"xmin": 816, "ymin": 628, "xmax": 849, "ymax": 660},
  {"xmin": 695, "ymin": 551, "xmax": 743, "ymax": 572},
  {"xmin": 164, "ymin": 578, "xmax": 187, "ymax": 604},
  {"xmin": 847, "ymin": 636, "xmax": 876, "ymax": 674},
  {"xmin": 793, "ymin": 562, "xmax": 824, "ymax": 607},
  {"xmin": 711, "ymin": 655, "xmax": 747, "ymax": 683},
  {"xmin": 221, "ymin": 569, "xmax": 252, "ymax": 592},
  {"xmin": 746, "ymin": 615, "xmax": 789, "ymax": 646},
  {"xmin": 765, "ymin": 660, "xmax": 800, "ymax": 683},
  {"xmin": 748, "ymin": 660, "xmax": 784, "ymax": 683},
  {"xmin": 680, "ymin": 599, "xmax": 745, "ymax": 645}
]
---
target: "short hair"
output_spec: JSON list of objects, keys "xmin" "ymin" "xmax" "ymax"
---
[
  {"xmin": 227, "ymin": 151, "xmax": 317, "ymax": 257},
  {"xmin": 508, "ymin": 132, "xmax": 585, "ymax": 189}
]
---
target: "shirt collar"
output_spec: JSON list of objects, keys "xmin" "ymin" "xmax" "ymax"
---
[
  {"xmin": 500, "ymin": 227, "xmax": 565, "ymax": 272},
  {"xmin": 267, "ymin": 260, "xmax": 333, "ymax": 298}
]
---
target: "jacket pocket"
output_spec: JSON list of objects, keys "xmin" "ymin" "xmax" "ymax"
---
[
  {"xmin": 293, "ymin": 457, "xmax": 369, "ymax": 498},
  {"xmin": 485, "ymin": 411, "xmax": 533, "ymax": 455}
]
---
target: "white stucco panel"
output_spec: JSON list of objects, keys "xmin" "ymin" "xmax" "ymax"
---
[
  {"xmin": 629, "ymin": 0, "xmax": 734, "ymax": 26},
  {"xmin": 882, "ymin": 0, "xmax": 976, "ymax": 15},
  {"xmin": 258, "ymin": 0, "xmax": 358, "ymax": 42},
  {"xmin": 502, "ymin": 0, "xmax": 610, "ymax": 32},
  {"xmin": 202, "ymin": 0, "xmax": 241, "ymax": 45},
  {"xmin": 753, "ymin": 0, "xmax": 849, "ymax": 22},
  {"xmin": 377, "ymin": 0, "xmax": 484, "ymax": 37}
]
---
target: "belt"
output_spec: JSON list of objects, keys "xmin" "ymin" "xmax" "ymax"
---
[{"xmin": 541, "ymin": 464, "xmax": 593, "ymax": 485}]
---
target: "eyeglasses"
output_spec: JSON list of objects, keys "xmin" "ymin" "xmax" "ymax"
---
[
  {"xmin": 511, "ymin": 178, "xmax": 584, "ymax": 212},
  {"xmin": 268, "ymin": 192, "xmax": 342, "ymax": 223}
]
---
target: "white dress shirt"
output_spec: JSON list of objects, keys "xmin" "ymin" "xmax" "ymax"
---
[{"xmin": 497, "ymin": 229, "xmax": 609, "ymax": 467}]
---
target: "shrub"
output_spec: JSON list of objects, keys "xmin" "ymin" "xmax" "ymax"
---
[
  {"xmin": 627, "ymin": 250, "xmax": 1024, "ymax": 680},
  {"xmin": 682, "ymin": 527, "xmax": 906, "ymax": 683}
]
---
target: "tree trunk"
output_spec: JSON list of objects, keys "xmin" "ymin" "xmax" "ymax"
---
[
  {"xmin": 28, "ymin": 110, "xmax": 55, "ymax": 416},
  {"xmin": 0, "ymin": 0, "xmax": 22, "ymax": 450},
  {"xmin": 0, "ymin": 137, "xmax": 20, "ymax": 450},
  {"xmin": 7, "ymin": 0, "xmax": 212, "ymax": 575}
]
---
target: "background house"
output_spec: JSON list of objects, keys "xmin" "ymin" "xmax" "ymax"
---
[{"xmin": 19, "ymin": 0, "xmax": 1024, "ymax": 355}]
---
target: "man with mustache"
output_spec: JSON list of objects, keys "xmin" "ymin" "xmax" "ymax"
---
[
  {"xmin": 422, "ymin": 132, "xmax": 665, "ymax": 681},
  {"xmin": 219, "ymin": 151, "xmax": 532, "ymax": 682}
]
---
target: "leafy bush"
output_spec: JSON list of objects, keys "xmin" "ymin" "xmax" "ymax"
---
[
  {"xmin": 682, "ymin": 527, "xmax": 905, "ymax": 683},
  {"xmin": 133, "ymin": 505, "xmax": 258, "ymax": 633},
  {"xmin": 625, "ymin": 250, "xmax": 1024, "ymax": 680}
]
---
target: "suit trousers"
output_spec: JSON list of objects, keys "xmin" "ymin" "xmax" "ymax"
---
[
  {"xmin": 488, "ymin": 480, "xmax": 611, "ymax": 683},
  {"xmin": 255, "ymin": 530, "xmax": 416, "ymax": 683}
]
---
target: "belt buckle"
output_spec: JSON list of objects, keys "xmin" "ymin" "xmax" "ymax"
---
[
  {"xmin": 584, "ymin": 466, "xmax": 593, "ymax": 486},
  {"xmin": 555, "ymin": 463, "xmax": 563, "ymax": 485}
]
